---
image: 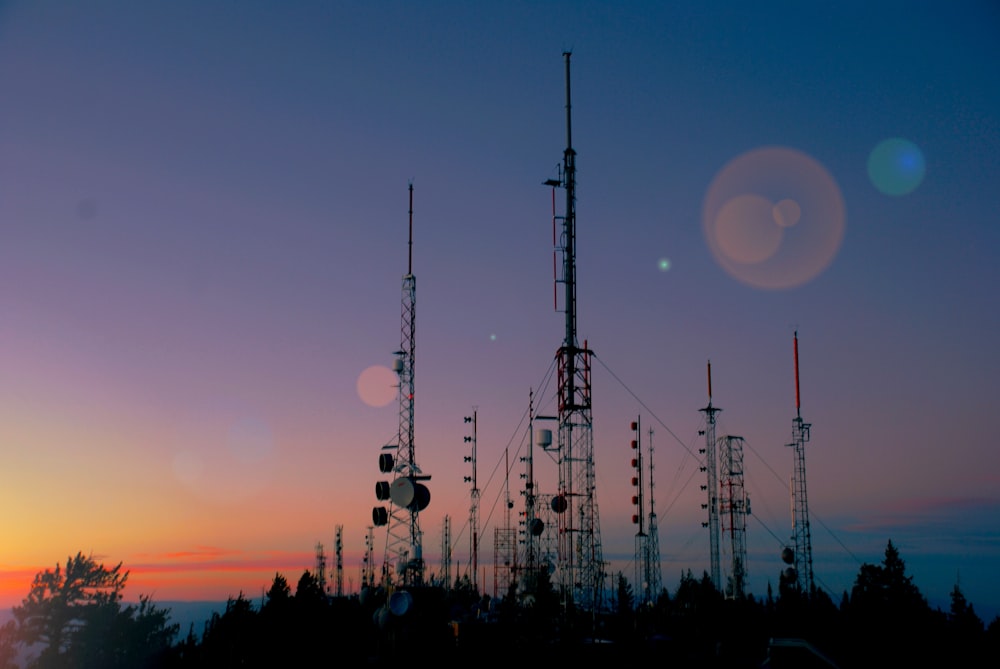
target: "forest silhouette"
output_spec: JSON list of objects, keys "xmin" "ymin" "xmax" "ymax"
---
[{"xmin": 1, "ymin": 540, "xmax": 997, "ymax": 668}]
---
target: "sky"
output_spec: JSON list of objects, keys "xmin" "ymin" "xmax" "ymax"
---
[{"xmin": 1, "ymin": 0, "xmax": 998, "ymax": 621}]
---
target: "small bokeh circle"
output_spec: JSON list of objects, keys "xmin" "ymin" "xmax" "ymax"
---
[{"xmin": 868, "ymin": 137, "xmax": 925, "ymax": 196}]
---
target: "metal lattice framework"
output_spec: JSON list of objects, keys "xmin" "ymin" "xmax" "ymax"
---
[
  {"xmin": 786, "ymin": 330, "xmax": 814, "ymax": 595},
  {"xmin": 631, "ymin": 418, "xmax": 661, "ymax": 606},
  {"xmin": 547, "ymin": 52, "xmax": 604, "ymax": 611},
  {"xmin": 699, "ymin": 360, "xmax": 722, "ymax": 593},
  {"xmin": 440, "ymin": 515, "xmax": 452, "ymax": 589},
  {"xmin": 334, "ymin": 525, "xmax": 344, "ymax": 597},
  {"xmin": 463, "ymin": 410, "xmax": 479, "ymax": 590},
  {"xmin": 644, "ymin": 425, "xmax": 663, "ymax": 603},
  {"xmin": 362, "ymin": 526, "xmax": 375, "ymax": 589},
  {"xmin": 719, "ymin": 435, "xmax": 748, "ymax": 598},
  {"xmin": 372, "ymin": 183, "xmax": 430, "ymax": 588}
]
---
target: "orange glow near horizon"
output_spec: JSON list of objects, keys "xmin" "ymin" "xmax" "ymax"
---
[{"xmin": 0, "ymin": 550, "xmax": 369, "ymax": 610}]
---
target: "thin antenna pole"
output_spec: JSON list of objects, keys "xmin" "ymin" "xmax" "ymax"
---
[
  {"xmin": 408, "ymin": 182, "xmax": 414, "ymax": 275},
  {"xmin": 564, "ymin": 52, "xmax": 573, "ymax": 153},
  {"xmin": 707, "ymin": 359, "xmax": 713, "ymax": 405},
  {"xmin": 794, "ymin": 330, "xmax": 801, "ymax": 418}
]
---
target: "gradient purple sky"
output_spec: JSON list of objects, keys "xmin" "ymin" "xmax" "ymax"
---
[{"xmin": 1, "ymin": 0, "xmax": 998, "ymax": 620}]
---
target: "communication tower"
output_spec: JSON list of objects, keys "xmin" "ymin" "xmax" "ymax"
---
[
  {"xmin": 542, "ymin": 51, "xmax": 605, "ymax": 611},
  {"xmin": 315, "ymin": 541, "xmax": 328, "ymax": 595},
  {"xmin": 440, "ymin": 515, "xmax": 452, "ymax": 589},
  {"xmin": 784, "ymin": 330, "xmax": 814, "ymax": 595},
  {"xmin": 371, "ymin": 183, "xmax": 431, "ymax": 587},
  {"xmin": 523, "ymin": 390, "xmax": 541, "ymax": 572},
  {"xmin": 719, "ymin": 435, "xmax": 748, "ymax": 598},
  {"xmin": 362, "ymin": 526, "xmax": 375, "ymax": 589},
  {"xmin": 334, "ymin": 525, "xmax": 344, "ymax": 597},
  {"xmin": 463, "ymin": 410, "xmax": 479, "ymax": 590},
  {"xmin": 646, "ymin": 425, "xmax": 663, "ymax": 602},
  {"xmin": 698, "ymin": 360, "xmax": 722, "ymax": 592},
  {"xmin": 494, "ymin": 445, "xmax": 517, "ymax": 598},
  {"xmin": 630, "ymin": 418, "xmax": 661, "ymax": 606}
]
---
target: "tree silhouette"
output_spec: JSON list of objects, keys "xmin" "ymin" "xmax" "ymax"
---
[
  {"xmin": 10, "ymin": 552, "xmax": 178, "ymax": 668},
  {"xmin": 194, "ymin": 593, "xmax": 260, "ymax": 668},
  {"xmin": 0, "ymin": 621, "xmax": 18, "ymax": 669},
  {"xmin": 844, "ymin": 539, "xmax": 938, "ymax": 665}
]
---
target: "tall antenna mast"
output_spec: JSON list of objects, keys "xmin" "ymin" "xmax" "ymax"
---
[
  {"xmin": 371, "ymin": 182, "xmax": 431, "ymax": 588},
  {"xmin": 645, "ymin": 425, "xmax": 663, "ymax": 602},
  {"xmin": 785, "ymin": 330, "xmax": 814, "ymax": 595},
  {"xmin": 315, "ymin": 541, "xmax": 327, "ymax": 595},
  {"xmin": 463, "ymin": 409, "xmax": 479, "ymax": 591},
  {"xmin": 440, "ymin": 515, "xmax": 452, "ymax": 590},
  {"xmin": 699, "ymin": 360, "xmax": 722, "ymax": 592},
  {"xmin": 334, "ymin": 525, "xmax": 344, "ymax": 597},
  {"xmin": 543, "ymin": 51, "xmax": 604, "ymax": 612},
  {"xmin": 631, "ymin": 418, "xmax": 660, "ymax": 606}
]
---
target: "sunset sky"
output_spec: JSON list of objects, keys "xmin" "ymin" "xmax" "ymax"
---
[{"xmin": 1, "ymin": 1, "xmax": 998, "ymax": 621}]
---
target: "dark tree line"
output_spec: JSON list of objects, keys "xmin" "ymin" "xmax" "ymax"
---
[{"xmin": 2, "ymin": 541, "xmax": 998, "ymax": 668}]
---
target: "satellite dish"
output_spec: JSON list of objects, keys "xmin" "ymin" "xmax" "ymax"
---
[
  {"xmin": 379, "ymin": 453, "xmax": 394, "ymax": 473},
  {"xmin": 551, "ymin": 494, "xmax": 567, "ymax": 513},
  {"xmin": 374, "ymin": 605, "xmax": 391, "ymax": 630},
  {"xmin": 529, "ymin": 518, "xmax": 544, "ymax": 536},
  {"xmin": 389, "ymin": 478, "xmax": 415, "ymax": 507},
  {"xmin": 375, "ymin": 481, "xmax": 391, "ymax": 501},
  {"xmin": 781, "ymin": 546, "xmax": 795, "ymax": 565},
  {"xmin": 372, "ymin": 506, "xmax": 388, "ymax": 526},
  {"xmin": 783, "ymin": 567, "xmax": 797, "ymax": 582},
  {"xmin": 389, "ymin": 589, "xmax": 413, "ymax": 616},
  {"xmin": 535, "ymin": 429, "xmax": 552, "ymax": 448},
  {"xmin": 410, "ymin": 482, "xmax": 430, "ymax": 511}
]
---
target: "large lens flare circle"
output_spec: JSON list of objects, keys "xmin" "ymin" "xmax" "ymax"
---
[
  {"xmin": 702, "ymin": 146, "xmax": 846, "ymax": 290},
  {"xmin": 357, "ymin": 365, "xmax": 398, "ymax": 407}
]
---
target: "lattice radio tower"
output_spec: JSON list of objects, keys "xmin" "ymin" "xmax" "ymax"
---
[
  {"xmin": 333, "ymin": 525, "xmax": 344, "ymax": 597},
  {"xmin": 646, "ymin": 424, "xmax": 663, "ymax": 602},
  {"xmin": 440, "ymin": 515, "xmax": 452, "ymax": 589},
  {"xmin": 719, "ymin": 435, "xmax": 748, "ymax": 598},
  {"xmin": 630, "ymin": 417, "xmax": 662, "ymax": 606},
  {"xmin": 519, "ymin": 389, "xmax": 542, "ymax": 582},
  {"xmin": 494, "ymin": 444, "xmax": 517, "ymax": 598},
  {"xmin": 315, "ymin": 541, "xmax": 327, "ymax": 595},
  {"xmin": 698, "ymin": 360, "xmax": 722, "ymax": 592},
  {"xmin": 542, "ymin": 51, "xmax": 605, "ymax": 611},
  {"xmin": 362, "ymin": 526, "xmax": 375, "ymax": 589},
  {"xmin": 785, "ymin": 330, "xmax": 814, "ymax": 595},
  {"xmin": 371, "ymin": 183, "xmax": 431, "ymax": 587},
  {"xmin": 463, "ymin": 409, "xmax": 480, "ymax": 591}
]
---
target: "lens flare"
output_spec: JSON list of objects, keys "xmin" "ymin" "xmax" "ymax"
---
[
  {"xmin": 868, "ymin": 137, "xmax": 925, "ymax": 196},
  {"xmin": 714, "ymin": 194, "xmax": 783, "ymax": 265},
  {"xmin": 773, "ymin": 199, "xmax": 801, "ymax": 228},
  {"xmin": 357, "ymin": 365, "xmax": 397, "ymax": 407},
  {"xmin": 702, "ymin": 146, "xmax": 846, "ymax": 290}
]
